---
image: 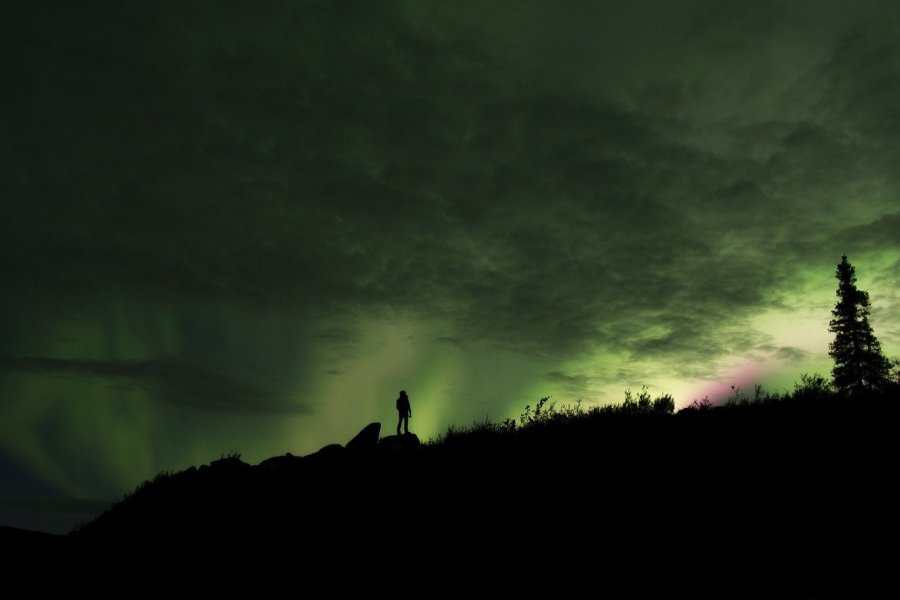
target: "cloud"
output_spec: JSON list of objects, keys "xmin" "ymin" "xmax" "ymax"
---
[
  {"xmin": 1, "ymin": 0, "xmax": 899, "ymax": 379},
  {"xmin": 542, "ymin": 371, "xmax": 607, "ymax": 397},
  {"xmin": 435, "ymin": 336, "xmax": 464, "ymax": 348},
  {"xmin": 773, "ymin": 346, "xmax": 811, "ymax": 363},
  {"xmin": 0, "ymin": 356, "xmax": 308, "ymax": 415},
  {"xmin": 830, "ymin": 212, "xmax": 900, "ymax": 255}
]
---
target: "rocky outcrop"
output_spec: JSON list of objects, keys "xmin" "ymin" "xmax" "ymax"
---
[
  {"xmin": 379, "ymin": 433, "xmax": 421, "ymax": 453},
  {"xmin": 345, "ymin": 422, "xmax": 381, "ymax": 452},
  {"xmin": 305, "ymin": 443, "xmax": 345, "ymax": 466},
  {"xmin": 258, "ymin": 452, "xmax": 303, "ymax": 470}
]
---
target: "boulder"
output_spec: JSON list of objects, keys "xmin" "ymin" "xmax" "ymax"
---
[
  {"xmin": 258, "ymin": 453, "xmax": 303, "ymax": 470},
  {"xmin": 314, "ymin": 443, "xmax": 344, "ymax": 456},
  {"xmin": 304, "ymin": 443, "xmax": 346, "ymax": 466},
  {"xmin": 196, "ymin": 455, "xmax": 251, "ymax": 487},
  {"xmin": 379, "ymin": 433, "xmax": 421, "ymax": 453},
  {"xmin": 208, "ymin": 455, "xmax": 250, "ymax": 474},
  {"xmin": 345, "ymin": 422, "xmax": 381, "ymax": 452}
]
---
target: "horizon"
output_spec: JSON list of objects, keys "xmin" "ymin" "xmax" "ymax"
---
[{"xmin": 2, "ymin": 0, "xmax": 899, "ymax": 533}]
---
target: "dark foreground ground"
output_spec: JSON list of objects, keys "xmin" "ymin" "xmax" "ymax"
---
[{"xmin": 5, "ymin": 395, "xmax": 896, "ymax": 598}]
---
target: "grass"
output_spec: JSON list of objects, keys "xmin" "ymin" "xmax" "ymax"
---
[{"xmin": 428, "ymin": 372, "xmax": 899, "ymax": 450}]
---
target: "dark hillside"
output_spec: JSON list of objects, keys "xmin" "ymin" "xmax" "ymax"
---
[{"xmin": 16, "ymin": 390, "xmax": 898, "ymax": 598}]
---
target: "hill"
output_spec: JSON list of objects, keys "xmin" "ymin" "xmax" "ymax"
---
[{"xmin": 11, "ymin": 389, "xmax": 898, "ymax": 598}]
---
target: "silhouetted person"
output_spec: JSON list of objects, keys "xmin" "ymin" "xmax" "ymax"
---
[{"xmin": 396, "ymin": 390, "xmax": 411, "ymax": 435}]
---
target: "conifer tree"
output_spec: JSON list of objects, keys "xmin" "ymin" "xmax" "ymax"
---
[{"xmin": 828, "ymin": 255, "xmax": 890, "ymax": 394}]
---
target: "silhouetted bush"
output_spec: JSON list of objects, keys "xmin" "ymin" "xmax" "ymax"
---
[{"xmin": 792, "ymin": 373, "xmax": 833, "ymax": 403}]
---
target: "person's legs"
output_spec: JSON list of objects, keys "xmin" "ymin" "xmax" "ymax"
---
[
  {"xmin": 403, "ymin": 414, "xmax": 409, "ymax": 434},
  {"xmin": 397, "ymin": 412, "xmax": 403, "ymax": 435}
]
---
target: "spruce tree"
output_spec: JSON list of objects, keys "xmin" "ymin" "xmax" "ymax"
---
[{"xmin": 828, "ymin": 255, "xmax": 890, "ymax": 394}]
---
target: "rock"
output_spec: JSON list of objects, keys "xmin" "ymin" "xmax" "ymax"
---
[
  {"xmin": 314, "ymin": 443, "xmax": 344, "ymax": 457},
  {"xmin": 379, "ymin": 433, "xmax": 421, "ymax": 453},
  {"xmin": 258, "ymin": 453, "xmax": 303, "ymax": 470},
  {"xmin": 209, "ymin": 455, "xmax": 250, "ymax": 473},
  {"xmin": 196, "ymin": 455, "xmax": 251, "ymax": 488},
  {"xmin": 345, "ymin": 422, "xmax": 381, "ymax": 452},
  {"xmin": 304, "ymin": 443, "xmax": 346, "ymax": 466}
]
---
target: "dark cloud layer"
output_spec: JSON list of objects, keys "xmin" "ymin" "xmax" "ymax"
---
[
  {"xmin": 4, "ymin": 0, "xmax": 899, "ymax": 374},
  {"xmin": 0, "ymin": 356, "xmax": 307, "ymax": 414}
]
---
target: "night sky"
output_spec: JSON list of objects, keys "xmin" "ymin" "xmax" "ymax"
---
[{"xmin": 2, "ymin": 0, "xmax": 899, "ymax": 532}]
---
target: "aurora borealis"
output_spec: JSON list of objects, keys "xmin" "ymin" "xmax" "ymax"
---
[{"xmin": 2, "ymin": 0, "xmax": 899, "ymax": 532}]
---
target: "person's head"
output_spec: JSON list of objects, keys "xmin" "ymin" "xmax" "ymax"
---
[{"xmin": 399, "ymin": 390, "xmax": 407, "ymax": 398}]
